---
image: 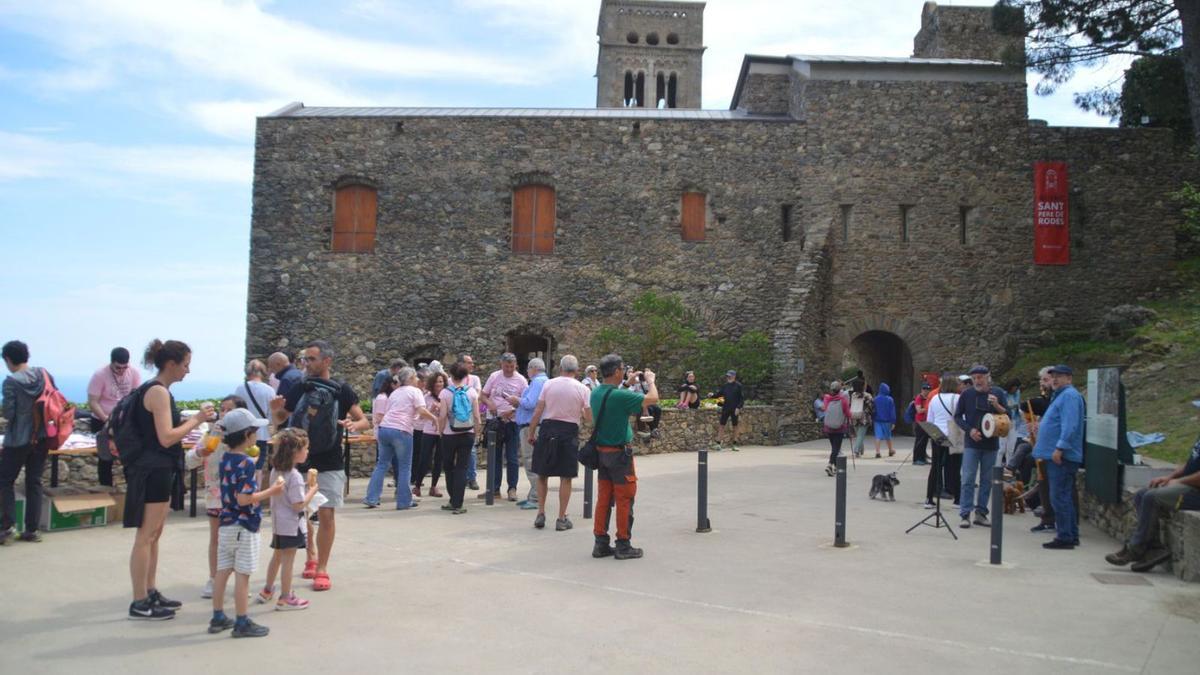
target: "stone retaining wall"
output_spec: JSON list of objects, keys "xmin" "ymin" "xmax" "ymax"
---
[{"xmin": 1077, "ymin": 472, "xmax": 1200, "ymax": 582}]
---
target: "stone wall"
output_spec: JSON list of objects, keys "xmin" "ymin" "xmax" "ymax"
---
[
  {"xmin": 736, "ymin": 73, "xmax": 790, "ymax": 115},
  {"xmin": 912, "ymin": 2, "xmax": 1023, "ymax": 62},
  {"xmin": 1077, "ymin": 474, "xmax": 1200, "ymax": 582}
]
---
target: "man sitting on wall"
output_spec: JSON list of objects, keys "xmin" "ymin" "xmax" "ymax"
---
[{"xmin": 1106, "ymin": 417, "xmax": 1200, "ymax": 572}]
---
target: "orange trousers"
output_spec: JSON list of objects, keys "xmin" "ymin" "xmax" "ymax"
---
[{"xmin": 593, "ymin": 446, "xmax": 637, "ymax": 541}]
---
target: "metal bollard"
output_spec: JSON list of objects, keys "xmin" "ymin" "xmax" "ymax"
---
[
  {"xmin": 835, "ymin": 454, "xmax": 848, "ymax": 547},
  {"xmin": 990, "ymin": 465, "xmax": 1004, "ymax": 564},
  {"xmin": 697, "ymin": 448, "xmax": 712, "ymax": 533},
  {"xmin": 583, "ymin": 466, "xmax": 593, "ymax": 519},
  {"xmin": 485, "ymin": 426, "xmax": 497, "ymax": 506},
  {"xmin": 189, "ymin": 468, "xmax": 198, "ymax": 518}
]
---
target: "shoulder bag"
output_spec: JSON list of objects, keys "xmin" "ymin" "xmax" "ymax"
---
[{"xmin": 578, "ymin": 387, "xmax": 615, "ymax": 470}]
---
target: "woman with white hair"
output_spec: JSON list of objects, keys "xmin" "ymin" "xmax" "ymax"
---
[{"xmin": 582, "ymin": 365, "xmax": 600, "ymax": 390}]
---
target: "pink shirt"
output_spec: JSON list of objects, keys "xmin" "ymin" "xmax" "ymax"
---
[
  {"xmin": 372, "ymin": 393, "xmax": 389, "ymax": 428},
  {"xmin": 420, "ymin": 391, "xmax": 442, "ymax": 435},
  {"xmin": 439, "ymin": 384, "xmax": 479, "ymax": 435},
  {"xmin": 483, "ymin": 370, "xmax": 528, "ymax": 417},
  {"xmin": 539, "ymin": 376, "xmax": 591, "ymax": 424},
  {"xmin": 87, "ymin": 365, "xmax": 142, "ymax": 418},
  {"xmin": 380, "ymin": 385, "xmax": 426, "ymax": 433}
]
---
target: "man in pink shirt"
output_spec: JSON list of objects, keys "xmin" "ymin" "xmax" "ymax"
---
[
  {"xmin": 527, "ymin": 355, "xmax": 592, "ymax": 531},
  {"xmin": 481, "ymin": 353, "xmax": 528, "ymax": 501},
  {"xmin": 87, "ymin": 347, "xmax": 141, "ymax": 486}
]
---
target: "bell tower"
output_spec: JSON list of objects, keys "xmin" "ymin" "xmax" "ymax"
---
[{"xmin": 595, "ymin": 0, "xmax": 705, "ymax": 109}]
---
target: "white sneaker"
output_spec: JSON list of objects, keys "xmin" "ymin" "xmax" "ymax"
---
[
  {"xmin": 960, "ymin": 517, "xmax": 971, "ymax": 529},
  {"xmin": 923, "ymin": 501, "xmax": 935, "ymax": 510},
  {"xmin": 201, "ymin": 578, "xmax": 214, "ymax": 599}
]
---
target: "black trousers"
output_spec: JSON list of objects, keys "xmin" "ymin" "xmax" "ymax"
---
[
  {"xmin": 421, "ymin": 434, "xmax": 443, "ymax": 487},
  {"xmin": 411, "ymin": 430, "xmax": 425, "ymax": 485},
  {"xmin": 441, "ymin": 433, "xmax": 475, "ymax": 508},
  {"xmin": 925, "ymin": 442, "xmax": 962, "ymax": 503},
  {"xmin": 827, "ymin": 431, "xmax": 844, "ymax": 466},
  {"xmin": 912, "ymin": 424, "xmax": 930, "ymax": 463},
  {"xmin": 0, "ymin": 441, "xmax": 50, "ymax": 533}
]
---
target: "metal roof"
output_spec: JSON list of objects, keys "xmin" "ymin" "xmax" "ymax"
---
[
  {"xmin": 269, "ymin": 105, "xmax": 788, "ymax": 121},
  {"xmin": 787, "ymin": 54, "xmax": 1003, "ymax": 66}
]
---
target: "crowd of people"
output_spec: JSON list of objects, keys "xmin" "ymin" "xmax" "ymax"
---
[{"xmin": 0, "ymin": 339, "xmax": 667, "ymax": 636}]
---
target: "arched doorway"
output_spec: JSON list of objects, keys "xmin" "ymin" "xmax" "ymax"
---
[
  {"xmin": 506, "ymin": 330, "xmax": 555, "ymax": 379},
  {"xmin": 405, "ymin": 344, "xmax": 444, "ymax": 371},
  {"xmin": 845, "ymin": 330, "xmax": 915, "ymax": 433}
]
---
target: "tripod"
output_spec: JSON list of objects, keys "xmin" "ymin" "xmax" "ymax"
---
[{"xmin": 906, "ymin": 422, "xmax": 957, "ymax": 540}]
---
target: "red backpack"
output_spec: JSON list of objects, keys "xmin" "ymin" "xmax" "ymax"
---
[{"xmin": 33, "ymin": 368, "xmax": 75, "ymax": 450}]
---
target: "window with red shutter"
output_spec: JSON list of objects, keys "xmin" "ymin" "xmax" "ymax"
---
[
  {"xmin": 332, "ymin": 184, "xmax": 377, "ymax": 253},
  {"xmin": 681, "ymin": 191, "xmax": 706, "ymax": 241},
  {"xmin": 512, "ymin": 184, "xmax": 555, "ymax": 254}
]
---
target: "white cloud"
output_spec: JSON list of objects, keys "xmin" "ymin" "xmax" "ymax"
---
[{"xmin": 0, "ymin": 131, "xmax": 251, "ymax": 185}]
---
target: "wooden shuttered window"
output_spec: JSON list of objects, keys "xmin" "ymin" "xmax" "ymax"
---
[
  {"xmin": 512, "ymin": 184, "xmax": 555, "ymax": 254},
  {"xmin": 333, "ymin": 185, "xmax": 377, "ymax": 253},
  {"xmin": 681, "ymin": 191, "xmax": 706, "ymax": 241}
]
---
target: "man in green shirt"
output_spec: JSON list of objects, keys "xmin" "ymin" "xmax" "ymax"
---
[{"xmin": 589, "ymin": 354, "xmax": 657, "ymax": 560}]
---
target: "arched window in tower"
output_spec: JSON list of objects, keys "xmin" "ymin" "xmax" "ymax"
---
[
  {"xmin": 646, "ymin": 32, "xmax": 659, "ymax": 45},
  {"xmin": 667, "ymin": 73, "xmax": 678, "ymax": 108},
  {"xmin": 635, "ymin": 71, "xmax": 645, "ymax": 108},
  {"xmin": 332, "ymin": 183, "xmax": 377, "ymax": 253},
  {"xmin": 656, "ymin": 72, "xmax": 666, "ymax": 108},
  {"xmin": 626, "ymin": 31, "xmax": 639, "ymax": 44},
  {"xmin": 512, "ymin": 184, "xmax": 555, "ymax": 254},
  {"xmin": 624, "ymin": 71, "xmax": 634, "ymax": 107}
]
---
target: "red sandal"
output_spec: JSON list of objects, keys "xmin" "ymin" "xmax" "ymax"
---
[
  {"xmin": 302, "ymin": 560, "xmax": 318, "ymax": 579},
  {"xmin": 313, "ymin": 572, "xmax": 332, "ymax": 591}
]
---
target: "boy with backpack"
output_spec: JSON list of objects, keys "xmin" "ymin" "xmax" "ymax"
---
[
  {"xmin": 1, "ymin": 340, "xmax": 52, "ymax": 544},
  {"xmin": 270, "ymin": 340, "xmax": 367, "ymax": 592},
  {"xmin": 822, "ymin": 380, "xmax": 850, "ymax": 477}
]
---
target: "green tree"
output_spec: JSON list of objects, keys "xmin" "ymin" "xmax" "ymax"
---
[{"xmin": 999, "ymin": 0, "xmax": 1200, "ymax": 148}]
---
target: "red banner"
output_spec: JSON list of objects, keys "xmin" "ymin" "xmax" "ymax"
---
[{"xmin": 1034, "ymin": 161, "xmax": 1069, "ymax": 265}]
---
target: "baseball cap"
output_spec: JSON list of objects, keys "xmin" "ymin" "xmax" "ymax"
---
[
  {"xmin": 967, "ymin": 364, "xmax": 989, "ymax": 375},
  {"xmin": 726, "ymin": 370, "xmax": 737, "ymax": 377},
  {"xmin": 957, "ymin": 374, "xmax": 971, "ymax": 383},
  {"xmin": 1048, "ymin": 364, "xmax": 1073, "ymax": 375},
  {"xmin": 220, "ymin": 408, "xmax": 269, "ymax": 435}
]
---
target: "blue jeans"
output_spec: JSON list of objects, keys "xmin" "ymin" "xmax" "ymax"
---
[
  {"xmin": 489, "ymin": 420, "xmax": 520, "ymax": 493},
  {"xmin": 467, "ymin": 441, "xmax": 477, "ymax": 482},
  {"xmin": 1047, "ymin": 459, "xmax": 1080, "ymax": 542},
  {"xmin": 365, "ymin": 427, "xmax": 414, "ymax": 508},
  {"xmin": 959, "ymin": 447, "xmax": 998, "ymax": 518}
]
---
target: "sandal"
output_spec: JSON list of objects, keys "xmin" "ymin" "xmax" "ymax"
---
[
  {"xmin": 302, "ymin": 560, "xmax": 318, "ymax": 580},
  {"xmin": 429, "ymin": 487, "xmax": 443, "ymax": 498},
  {"xmin": 312, "ymin": 572, "xmax": 332, "ymax": 592}
]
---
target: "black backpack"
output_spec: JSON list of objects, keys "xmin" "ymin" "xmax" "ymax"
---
[
  {"xmin": 289, "ymin": 379, "xmax": 342, "ymax": 458},
  {"xmin": 104, "ymin": 381, "xmax": 159, "ymax": 466}
]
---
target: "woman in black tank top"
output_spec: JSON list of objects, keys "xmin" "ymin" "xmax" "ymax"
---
[{"xmin": 126, "ymin": 339, "xmax": 215, "ymax": 622}]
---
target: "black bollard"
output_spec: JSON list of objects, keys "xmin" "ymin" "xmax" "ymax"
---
[
  {"xmin": 343, "ymin": 427, "xmax": 351, "ymax": 497},
  {"xmin": 583, "ymin": 466, "xmax": 593, "ymax": 519},
  {"xmin": 834, "ymin": 454, "xmax": 848, "ymax": 547},
  {"xmin": 485, "ymin": 426, "xmax": 497, "ymax": 506},
  {"xmin": 189, "ymin": 468, "xmax": 198, "ymax": 518},
  {"xmin": 697, "ymin": 447, "xmax": 711, "ymax": 533},
  {"xmin": 990, "ymin": 465, "xmax": 1004, "ymax": 564}
]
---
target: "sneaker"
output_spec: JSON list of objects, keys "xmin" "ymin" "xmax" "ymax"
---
[
  {"xmin": 1105, "ymin": 545, "xmax": 1145, "ymax": 567},
  {"xmin": 18, "ymin": 530, "xmax": 42, "ymax": 542},
  {"xmin": 1130, "ymin": 548, "xmax": 1171, "ymax": 573},
  {"xmin": 614, "ymin": 541, "xmax": 644, "ymax": 560},
  {"xmin": 592, "ymin": 541, "xmax": 615, "ymax": 558},
  {"xmin": 207, "ymin": 615, "xmax": 235, "ymax": 633},
  {"xmin": 201, "ymin": 579, "xmax": 214, "ymax": 599},
  {"xmin": 517, "ymin": 500, "xmax": 539, "ymax": 510},
  {"xmin": 960, "ymin": 517, "xmax": 971, "ymax": 529},
  {"xmin": 477, "ymin": 491, "xmax": 500, "ymax": 500},
  {"xmin": 0, "ymin": 526, "xmax": 15, "ymax": 545},
  {"xmin": 148, "ymin": 589, "xmax": 182, "ymax": 610},
  {"xmin": 254, "ymin": 586, "xmax": 276, "ymax": 605},
  {"xmin": 912, "ymin": 460, "xmax": 928, "ymax": 466},
  {"xmin": 440, "ymin": 504, "xmax": 455, "ymax": 511},
  {"xmin": 451, "ymin": 507, "xmax": 468, "ymax": 515},
  {"xmin": 275, "ymin": 593, "xmax": 310, "ymax": 611},
  {"xmin": 231, "ymin": 618, "xmax": 270, "ymax": 638},
  {"xmin": 467, "ymin": 480, "xmax": 480, "ymax": 491},
  {"xmin": 1042, "ymin": 539, "xmax": 1076, "ymax": 550},
  {"xmin": 363, "ymin": 501, "xmax": 380, "ymax": 509},
  {"xmin": 129, "ymin": 599, "xmax": 174, "ymax": 621},
  {"xmin": 923, "ymin": 501, "xmax": 935, "ymax": 510},
  {"xmin": 556, "ymin": 517, "xmax": 573, "ymax": 531},
  {"xmin": 507, "ymin": 488, "xmax": 518, "ymax": 502},
  {"xmin": 730, "ymin": 445, "xmax": 740, "ymax": 452},
  {"xmin": 825, "ymin": 464, "xmax": 835, "ymax": 477},
  {"xmin": 973, "ymin": 514, "xmax": 990, "ymax": 528},
  {"xmin": 1030, "ymin": 522, "xmax": 1056, "ymax": 533},
  {"xmin": 534, "ymin": 513, "xmax": 546, "ymax": 529}
]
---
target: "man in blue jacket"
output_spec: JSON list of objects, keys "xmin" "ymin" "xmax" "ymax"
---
[
  {"xmin": 954, "ymin": 365, "xmax": 1008, "ymax": 528},
  {"xmin": 1032, "ymin": 364, "xmax": 1086, "ymax": 549}
]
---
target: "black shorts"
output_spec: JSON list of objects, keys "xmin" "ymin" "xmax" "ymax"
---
[
  {"xmin": 531, "ymin": 421, "xmax": 580, "ymax": 478},
  {"xmin": 143, "ymin": 467, "xmax": 174, "ymax": 503},
  {"xmin": 271, "ymin": 532, "xmax": 307, "ymax": 550},
  {"xmin": 719, "ymin": 409, "xmax": 739, "ymax": 426}
]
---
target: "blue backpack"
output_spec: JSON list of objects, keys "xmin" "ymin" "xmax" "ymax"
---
[
  {"xmin": 903, "ymin": 400, "xmax": 917, "ymax": 424},
  {"xmin": 449, "ymin": 385, "xmax": 473, "ymax": 431}
]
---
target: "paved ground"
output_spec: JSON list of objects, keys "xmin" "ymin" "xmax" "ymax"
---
[{"xmin": 2, "ymin": 438, "xmax": 1198, "ymax": 674}]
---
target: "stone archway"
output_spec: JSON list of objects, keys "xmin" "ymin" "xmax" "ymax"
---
[
  {"xmin": 505, "ymin": 329, "xmax": 555, "ymax": 379},
  {"xmin": 832, "ymin": 317, "xmax": 931, "ymax": 435}
]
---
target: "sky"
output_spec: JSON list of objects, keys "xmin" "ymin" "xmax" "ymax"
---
[{"xmin": 0, "ymin": 0, "xmax": 1131, "ymax": 400}]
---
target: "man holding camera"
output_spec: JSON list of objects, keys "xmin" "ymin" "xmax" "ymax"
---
[
  {"xmin": 953, "ymin": 365, "xmax": 1008, "ymax": 529},
  {"xmin": 590, "ymin": 354, "xmax": 657, "ymax": 560}
]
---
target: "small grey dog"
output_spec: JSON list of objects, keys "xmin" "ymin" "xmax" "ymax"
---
[{"xmin": 869, "ymin": 472, "xmax": 900, "ymax": 501}]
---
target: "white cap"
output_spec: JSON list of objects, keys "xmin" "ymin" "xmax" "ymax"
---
[{"xmin": 220, "ymin": 408, "xmax": 268, "ymax": 435}]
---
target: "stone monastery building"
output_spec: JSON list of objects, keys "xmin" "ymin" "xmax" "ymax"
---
[{"xmin": 247, "ymin": 1, "xmax": 1190, "ymax": 433}]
